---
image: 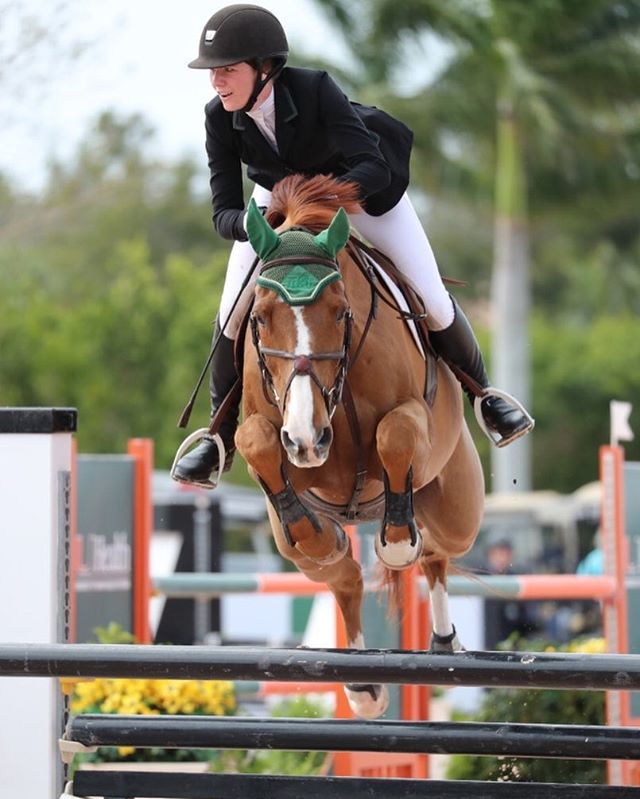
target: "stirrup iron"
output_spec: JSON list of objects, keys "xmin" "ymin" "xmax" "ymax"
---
[
  {"xmin": 170, "ymin": 428, "xmax": 227, "ymax": 489},
  {"xmin": 473, "ymin": 388, "xmax": 535, "ymax": 448}
]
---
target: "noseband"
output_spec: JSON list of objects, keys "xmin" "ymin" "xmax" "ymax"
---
[{"xmin": 250, "ymin": 307, "xmax": 352, "ymax": 420}]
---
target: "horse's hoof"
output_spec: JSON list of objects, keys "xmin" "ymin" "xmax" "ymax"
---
[
  {"xmin": 429, "ymin": 626, "xmax": 465, "ymax": 654},
  {"xmin": 374, "ymin": 528, "xmax": 422, "ymax": 570},
  {"xmin": 344, "ymin": 683, "xmax": 389, "ymax": 719}
]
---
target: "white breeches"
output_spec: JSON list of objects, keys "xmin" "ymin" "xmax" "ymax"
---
[{"xmin": 218, "ymin": 185, "xmax": 455, "ymax": 339}]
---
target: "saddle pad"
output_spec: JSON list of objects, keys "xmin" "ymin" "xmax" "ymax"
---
[{"xmin": 360, "ymin": 250, "xmax": 426, "ymax": 358}]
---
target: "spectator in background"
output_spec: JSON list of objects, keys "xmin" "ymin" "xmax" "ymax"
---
[
  {"xmin": 577, "ymin": 529, "xmax": 604, "ymax": 576},
  {"xmin": 574, "ymin": 528, "xmax": 604, "ymax": 635},
  {"xmin": 481, "ymin": 539, "xmax": 535, "ymax": 649}
]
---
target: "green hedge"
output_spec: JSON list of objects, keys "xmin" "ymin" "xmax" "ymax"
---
[{"xmin": 446, "ymin": 636, "xmax": 606, "ymax": 784}]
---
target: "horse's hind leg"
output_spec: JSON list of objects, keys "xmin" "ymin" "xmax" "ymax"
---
[
  {"xmin": 420, "ymin": 553, "xmax": 463, "ymax": 652},
  {"xmin": 415, "ymin": 424, "xmax": 484, "ymax": 653},
  {"xmin": 306, "ymin": 544, "xmax": 389, "ymax": 720}
]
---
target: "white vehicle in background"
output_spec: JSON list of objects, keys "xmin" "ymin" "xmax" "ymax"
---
[{"xmin": 465, "ymin": 481, "xmax": 601, "ymax": 575}]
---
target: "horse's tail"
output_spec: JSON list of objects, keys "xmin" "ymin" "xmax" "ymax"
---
[{"xmin": 375, "ymin": 564, "xmax": 403, "ymax": 619}]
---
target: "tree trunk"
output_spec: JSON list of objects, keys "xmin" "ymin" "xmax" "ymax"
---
[{"xmin": 490, "ymin": 95, "xmax": 532, "ymax": 492}]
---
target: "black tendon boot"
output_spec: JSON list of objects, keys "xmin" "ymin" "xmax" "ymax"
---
[
  {"xmin": 429, "ymin": 299, "xmax": 534, "ymax": 448},
  {"xmin": 172, "ymin": 321, "xmax": 241, "ymax": 487}
]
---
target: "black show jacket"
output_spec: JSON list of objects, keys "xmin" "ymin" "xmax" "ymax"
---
[{"xmin": 204, "ymin": 66, "xmax": 414, "ymax": 240}]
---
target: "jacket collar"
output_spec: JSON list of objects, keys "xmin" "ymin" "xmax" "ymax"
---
[{"xmin": 273, "ymin": 80, "xmax": 297, "ymax": 157}]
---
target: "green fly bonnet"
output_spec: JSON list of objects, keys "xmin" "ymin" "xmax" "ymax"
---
[{"xmin": 245, "ymin": 199, "xmax": 351, "ymax": 305}]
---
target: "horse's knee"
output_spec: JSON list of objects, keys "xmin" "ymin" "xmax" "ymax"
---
[
  {"xmin": 377, "ymin": 408, "xmax": 418, "ymax": 457},
  {"xmin": 236, "ymin": 415, "xmax": 280, "ymax": 461},
  {"xmin": 236, "ymin": 416, "xmax": 285, "ymax": 491},
  {"xmin": 376, "ymin": 402, "xmax": 430, "ymax": 489}
]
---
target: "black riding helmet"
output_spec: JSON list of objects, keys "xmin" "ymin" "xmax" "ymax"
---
[{"xmin": 188, "ymin": 4, "xmax": 289, "ymax": 112}]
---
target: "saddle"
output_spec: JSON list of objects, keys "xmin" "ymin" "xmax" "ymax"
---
[{"xmin": 344, "ymin": 236, "xmax": 440, "ymax": 406}]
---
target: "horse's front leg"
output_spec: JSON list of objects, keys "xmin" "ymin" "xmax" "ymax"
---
[
  {"xmin": 265, "ymin": 501, "xmax": 389, "ymax": 720},
  {"xmin": 236, "ymin": 414, "xmax": 347, "ymax": 564},
  {"xmin": 236, "ymin": 413, "xmax": 388, "ymax": 719},
  {"xmin": 375, "ymin": 399, "xmax": 431, "ymax": 570}
]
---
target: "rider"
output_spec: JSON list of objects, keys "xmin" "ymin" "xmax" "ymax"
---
[{"xmin": 173, "ymin": 3, "xmax": 534, "ymax": 488}]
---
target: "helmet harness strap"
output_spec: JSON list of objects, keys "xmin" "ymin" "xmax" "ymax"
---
[{"xmin": 241, "ymin": 57, "xmax": 285, "ymax": 112}]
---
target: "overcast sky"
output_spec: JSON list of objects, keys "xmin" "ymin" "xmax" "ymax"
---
[{"xmin": 1, "ymin": 0, "xmax": 352, "ymax": 192}]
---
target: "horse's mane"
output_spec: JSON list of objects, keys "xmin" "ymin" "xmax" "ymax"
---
[{"xmin": 266, "ymin": 174, "xmax": 362, "ymax": 233}]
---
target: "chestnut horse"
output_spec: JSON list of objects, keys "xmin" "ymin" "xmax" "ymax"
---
[{"xmin": 236, "ymin": 174, "xmax": 485, "ymax": 719}]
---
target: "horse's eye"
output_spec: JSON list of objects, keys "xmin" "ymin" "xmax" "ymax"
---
[
  {"xmin": 253, "ymin": 313, "xmax": 267, "ymax": 327},
  {"xmin": 336, "ymin": 307, "xmax": 348, "ymax": 323}
]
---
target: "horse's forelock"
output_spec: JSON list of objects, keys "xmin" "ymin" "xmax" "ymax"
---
[{"xmin": 266, "ymin": 174, "xmax": 362, "ymax": 231}]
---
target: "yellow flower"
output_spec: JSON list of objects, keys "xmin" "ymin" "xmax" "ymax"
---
[
  {"xmin": 568, "ymin": 637, "xmax": 607, "ymax": 654},
  {"xmin": 71, "ymin": 676, "xmax": 236, "ymax": 719}
]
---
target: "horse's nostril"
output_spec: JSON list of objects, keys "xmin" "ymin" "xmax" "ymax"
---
[
  {"xmin": 316, "ymin": 426, "xmax": 333, "ymax": 450},
  {"xmin": 281, "ymin": 429, "xmax": 303, "ymax": 456}
]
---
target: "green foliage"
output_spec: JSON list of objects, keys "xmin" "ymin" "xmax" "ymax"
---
[
  {"xmin": 530, "ymin": 312, "xmax": 640, "ymax": 489},
  {"xmin": 446, "ymin": 636, "xmax": 607, "ymax": 784},
  {"xmin": 447, "ymin": 635, "xmax": 607, "ymax": 782},
  {"xmin": 209, "ymin": 695, "xmax": 331, "ymax": 776},
  {"xmin": 446, "ymin": 685, "xmax": 606, "ymax": 783},
  {"xmin": 210, "ymin": 747, "xmax": 328, "ymax": 776},
  {"xmin": 0, "ymin": 112, "xmax": 229, "ymax": 471},
  {"xmin": 92, "ymin": 622, "xmax": 136, "ymax": 645}
]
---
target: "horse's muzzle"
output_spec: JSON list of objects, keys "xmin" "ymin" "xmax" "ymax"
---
[{"xmin": 281, "ymin": 425, "xmax": 333, "ymax": 467}]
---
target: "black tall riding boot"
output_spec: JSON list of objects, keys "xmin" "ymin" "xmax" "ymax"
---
[
  {"xmin": 429, "ymin": 299, "xmax": 534, "ymax": 448},
  {"xmin": 172, "ymin": 320, "xmax": 241, "ymax": 487}
]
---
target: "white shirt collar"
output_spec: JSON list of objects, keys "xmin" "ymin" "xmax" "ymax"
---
[
  {"xmin": 246, "ymin": 87, "xmax": 277, "ymax": 149},
  {"xmin": 247, "ymin": 87, "xmax": 275, "ymax": 121}
]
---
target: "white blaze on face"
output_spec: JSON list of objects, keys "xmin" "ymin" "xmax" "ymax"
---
[{"xmin": 282, "ymin": 306, "xmax": 321, "ymax": 460}]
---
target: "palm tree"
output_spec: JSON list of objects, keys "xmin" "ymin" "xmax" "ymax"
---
[{"xmin": 311, "ymin": 0, "xmax": 640, "ymax": 490}]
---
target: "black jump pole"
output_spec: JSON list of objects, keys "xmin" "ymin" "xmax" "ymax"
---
[
  {"xmin": 66, "ymin": 714, "xmax": 640, "ymax": 761},
  {"xmin": 71, "ymin": 772, "xmax": 640, "ymax": 799},
  {"xmin": 2, "ymin": 643, "xmax": 640, "ymax": 691}
]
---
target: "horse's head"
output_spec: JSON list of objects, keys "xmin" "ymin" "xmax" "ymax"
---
[{"xmin": 246, "ymin": 198, "xmax": 352, "ymax": 468}]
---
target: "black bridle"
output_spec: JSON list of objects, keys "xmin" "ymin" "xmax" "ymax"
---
[{"xmin": 249, "ymin": 302, "xmax": 353, "ymax": 421}]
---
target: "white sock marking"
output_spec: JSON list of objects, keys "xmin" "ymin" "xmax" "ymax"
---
[{"xmin": 430, "ymin": 579, "xmax": 453, "ymax": 637}]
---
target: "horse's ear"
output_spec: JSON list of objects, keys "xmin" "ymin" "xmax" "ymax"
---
[
  {"xmin": 314, "ymin": 207, "xmax": 350, "ymax": 258},
  {"xmin": 246, "ymin": 198, "xmax": 280, "ymax": 260}
]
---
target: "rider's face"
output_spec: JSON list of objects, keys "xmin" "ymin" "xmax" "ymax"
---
[
  {"xmin": 210, "ymin": 62, "xmax": 257, "ymax": 111},
  {"xmin": 209, "ymin": 61, "xmax": 273, "ymax": 111}
]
